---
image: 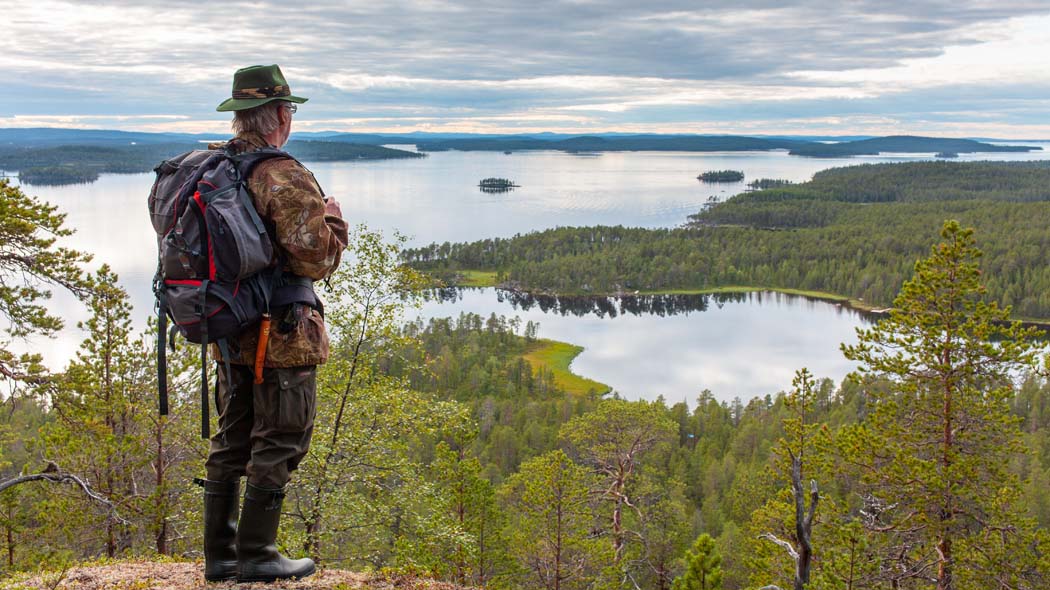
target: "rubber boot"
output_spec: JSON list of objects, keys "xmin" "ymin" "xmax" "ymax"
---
[
  {"xmin": 236, "ymin": 483, "xmax": 315, "ymax": 582},
  {"xmin": 195, "ymin": 478, "xmax": 239, "ymax": 581}
]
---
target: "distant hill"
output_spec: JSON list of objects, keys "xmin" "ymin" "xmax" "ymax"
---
[
  {"xmin": 0, "ymin": 140, "xmax": 422, "ymax": 186},
  {"xmin": 788, "ymin": 135, "xmax": 1038, "ymax": 157},
  {"xmin": 0, "ymin": 127, "xmax": 211, "ymax": 147},
  {"xmin": 412, "ymin": 134, "xmax": 808, "ymax": 152},
  {"xmin": 0, "ymin": 129, "xmax": 1042, "ymax": 185}
]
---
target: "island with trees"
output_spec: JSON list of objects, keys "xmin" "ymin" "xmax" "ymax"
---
[
  {"xmin": 478, "ymin": 177, "xmax": 519, "ymax": 192},
  {"xmin": 697, "ymin": 170, "xmax": 745, "ymax": 182}
]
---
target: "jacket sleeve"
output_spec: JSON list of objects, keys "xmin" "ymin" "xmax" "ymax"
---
[{"xmin": 249, "ymin": 158, "xmax": 349, "ymax": 280}]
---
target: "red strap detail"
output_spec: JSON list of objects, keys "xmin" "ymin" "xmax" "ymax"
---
[
  {"xmin": 164, "ymin": 279, "xmax": 203, "ymax": 286},
  {"xmin": 191, "ymin": 191, "xmax": 217, "ymax": 281}
]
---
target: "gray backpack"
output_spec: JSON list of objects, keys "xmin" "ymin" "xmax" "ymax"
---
[{"xmin": 149, "ymin": 146, "xmax": 312, "ymax": 437}]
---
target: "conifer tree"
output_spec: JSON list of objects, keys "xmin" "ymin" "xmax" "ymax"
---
[
  {"xmin": 35, "ymin": 266, "xmax": 205, "ymax": 558},
  {"xmin": 560, "ymin": 399, "xmax": 676, "ymax": 562},
  {"xmin": 672, "ymin": 533, "xmax": 723, "ymax": 590},
  {"xmin": 395, "ymin": 440, "xmax": 509, "ymax": 586},
  {"xmin": 840, "ymin": 220, "xmax": 1048, "ymax": 590},
  {"xmin": 0, "ymin": 179, "xmax": 90, "ymax": 386},
  {"xmin": 499, "ymin": 450, "xmax": 612, "ymax": 590},
  {"xmin": 39, "ymin": 266, "xmax": 147, "ymax": 557}
]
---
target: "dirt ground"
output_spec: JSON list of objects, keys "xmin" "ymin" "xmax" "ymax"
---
[{"xmin": 0, "ymin": 561, "xmax": 468, "ymax": 590}]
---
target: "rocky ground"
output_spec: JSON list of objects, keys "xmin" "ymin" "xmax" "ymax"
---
[{"xmin": 0, "ymin": 561, "xmax": 467, "ymax": 590}]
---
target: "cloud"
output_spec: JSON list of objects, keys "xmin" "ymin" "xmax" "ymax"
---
[{"xmin": 3, "ymin": 0, "xmax": 1050, "ymax": 136}]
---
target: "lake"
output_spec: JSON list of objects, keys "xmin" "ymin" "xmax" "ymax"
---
[
  {"xmin": 417, "ymin": 288, "xmax": 872, "ymax": 403},
  {"xmin": 10, "ymin": 144, "xmax": 1049, "ymax": 398}
]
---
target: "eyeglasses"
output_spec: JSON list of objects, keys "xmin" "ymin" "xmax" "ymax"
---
[{"xmin": 286, "ymin": 103, "xmax": 298, "ymax": 115}]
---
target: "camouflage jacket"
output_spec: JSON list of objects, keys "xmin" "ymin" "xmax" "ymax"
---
[{"xmin": 209, "ymin": 131, "xmax": 349, "ymax": 368}]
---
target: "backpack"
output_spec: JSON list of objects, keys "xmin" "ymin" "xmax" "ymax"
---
[{"xmin": 149, "ymin": 145, "xmax": 317, "ymax": 438}]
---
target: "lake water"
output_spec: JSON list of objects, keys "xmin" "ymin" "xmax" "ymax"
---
[
  {"xmin": 10, "ymin": 143, "xmax": 1049, "ymax": 399},
  {"xmin": 417, "ymin": 288, "xmax": 871, "ymax": 403}
]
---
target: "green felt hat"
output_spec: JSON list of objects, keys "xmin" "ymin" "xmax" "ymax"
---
[{"xmin": 216, "ymin": 64, "xmax": 308, "ymax": 112}]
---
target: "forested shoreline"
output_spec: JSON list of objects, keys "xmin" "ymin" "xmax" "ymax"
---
[
  {"xmin": 403, "ymin": 161, "xmax": 1050, "ymax": 320},
  {"xmin": 0, "ymin": 140, "xmax": 422, "ymax": 186}
]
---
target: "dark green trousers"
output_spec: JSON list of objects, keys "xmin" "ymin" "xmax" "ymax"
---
[{"xmin": 205, "ymin": 363, "xmax": 317, "ymax": 488}]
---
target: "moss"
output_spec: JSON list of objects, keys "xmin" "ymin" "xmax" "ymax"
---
[
  {"xmin": 456, "ymin": 270, "xmax": 499, "ymax": 287},
  {"xmin": 522, "ymin": 339, "xmax": 610, "ymax": 397}
]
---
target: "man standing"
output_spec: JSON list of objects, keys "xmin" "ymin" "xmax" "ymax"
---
[{"xmin": 196, "ymin": 64, "xmax": 347, "ymax": 583}]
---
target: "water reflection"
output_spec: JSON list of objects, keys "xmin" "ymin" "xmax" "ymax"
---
[
  {"xmin": 418, "ymin": 288, "xmax": 874, "ymax": 402},
  {"xmin": 428, "ymin": 288, "xmax": 881, "ymax": 322},
  {"xmin": 478, "ymin": 186, "xmax": 516, "ymax": 194}
]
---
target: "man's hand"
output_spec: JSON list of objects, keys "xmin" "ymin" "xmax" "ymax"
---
[{"xmin": 323, "ymin": 196, "xmax": 343, "ymax": 219}]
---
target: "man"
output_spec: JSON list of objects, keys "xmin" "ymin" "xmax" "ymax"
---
[{"xmin": 196, "ymin": 64, "xmax": 348, "ymax": 583}]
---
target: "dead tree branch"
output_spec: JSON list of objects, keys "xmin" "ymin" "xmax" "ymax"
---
[{"xmin": 0, "ymin": 463, "xmax": 128, "ymax": 525}]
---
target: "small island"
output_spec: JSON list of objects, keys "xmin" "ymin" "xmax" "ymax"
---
[
  {"xmin": 479, "ymin": 177, "xmax": 519, "ymax": 193},
  {"xmin": 697, "ymin": 170, "xmax": 745, "ymax": 182}
]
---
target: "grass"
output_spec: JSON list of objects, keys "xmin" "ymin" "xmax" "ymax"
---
[
  {"xmin": 455, "ymin": 270, "xmax": 499, "ymax": 287},
  {"xmin": 522, "ymin": 339, "xmax": 611, "ymax": 396}
]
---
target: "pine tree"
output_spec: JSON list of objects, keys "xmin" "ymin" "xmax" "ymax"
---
[
  {"xmin": 672, "ymin": 533, "xmax": 723, "ymax": 590},
  {"xmin": 36, "ymin": 266, "xmax": 201, "ymax": 558},
  {"xmin": 499, "ymin": 450, "xmax": 612, "ymax": 590},
  {"xmin": 0, "ymin": 179, "xmax": 90, "ymax": 386},
  {"xmin": 396, "ymin": 440, "xmax": 509, "ymax": 586},
  {"xmin": 839, "ymin": 220, "xmax": 1047, "ymax": 590},
  {"xmin": 559, "ymin": 399, "xmax": 676, "ymax": 562}
]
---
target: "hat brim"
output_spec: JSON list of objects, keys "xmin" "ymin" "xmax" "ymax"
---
[{"xmin": 216, "ymin": 95, "xmax": 308, "ymax": 112}]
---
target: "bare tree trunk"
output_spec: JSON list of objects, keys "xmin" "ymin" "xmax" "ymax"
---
[
  {"xmin": 792, "ymin": 453, "xmax": 817, "ymax": 590},
  {"xmin": 6, "ymin": 523, "xmax": 13, "ymax": 567},
  {"xmin": 759, "ymin": 452, "xmax": 818, "ymax": 590},
  {"xmin": 937, "ymin": 283, "xmax": 955, "ymax": 590},
  {"xmin": 554, "ymin": 498, "xmax": 563, "ymax": 590}
]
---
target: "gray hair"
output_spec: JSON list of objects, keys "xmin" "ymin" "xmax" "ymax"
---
[{"xmin": 231, "ymin": 101, "xmax": 287, "ymax": 135}]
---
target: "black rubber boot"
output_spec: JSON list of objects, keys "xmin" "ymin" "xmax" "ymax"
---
[
  {"xmin": 236, "ymin": 483, "xmax": 315, "ymax": 583},
  {"xmin": 195, "ymin": 478, "xmax": 240, "ymax": 582}
]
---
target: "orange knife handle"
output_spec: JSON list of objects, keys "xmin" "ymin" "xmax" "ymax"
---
[{"xmin": 254, "ymin": 314, "xmax": 271, "ymax": 385}]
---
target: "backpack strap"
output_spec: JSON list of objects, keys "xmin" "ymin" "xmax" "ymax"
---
[
  {"xmin": 155, "ymin": 281, "xmax": 169, "ymax": 417},
  {"xmin": 198, "ymin": 280, "xmax": 210, "ymax": 440}
]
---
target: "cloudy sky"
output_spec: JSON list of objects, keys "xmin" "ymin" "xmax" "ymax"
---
[{"xmin": 3, "ymin": 0, "xmax": 1050, "ymax": 137}]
